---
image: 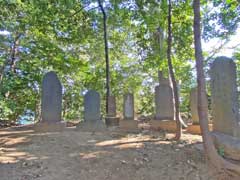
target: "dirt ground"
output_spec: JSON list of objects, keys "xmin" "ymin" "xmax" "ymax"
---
[{"xmin": 0, "ymin": 126, "xmax": 221, "ymax": 180}]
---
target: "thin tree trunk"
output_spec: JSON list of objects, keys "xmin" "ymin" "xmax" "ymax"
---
[
  {"xmin": 167, "ymin": 0, "xmax": 182, "ymax": 140},
  {"xmin": 98, "ymin": 0, "xmax": 110, "ymax": 114},
  {"xmin": 193, "ymin": 0, "xmax": 240, "ymax": 177},
  {"xmin": 0, "ymin": 33, "xmax": 21, "ymax": 89}
]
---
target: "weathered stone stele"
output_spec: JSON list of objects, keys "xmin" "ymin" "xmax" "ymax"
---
[
  {"xmin": 190, "ymin": 87, "xmax": 199, "ymax": 125},
  {"xmin": 155, "ymin": 71, "xmax": 174, "ymax": 120},
  {"xmin": 84, "ymin": 90, "xmax": 101, "ymax": 122},
  {"xmin": 41, "ymin": 71, "xmax": 62, "ymax": 123},
  {"xmin": 107, "ymin": 96, "xmax": 117, "ymax": 117},
  {"xmin": 123, "ymin": 93, "xmax": 134, "ymax": 120},
  {"xmin": 210, "ymin": 56, "xmax": 240, "ymax": 137},
  {"xmin": 105, "ymin": 95, "xmax": 119, "ymax": 127}
]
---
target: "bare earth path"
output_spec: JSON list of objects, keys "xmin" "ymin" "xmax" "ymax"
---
[{"xmin": 0, "ymin": 126, "xmax": 216, "ymax": 180}]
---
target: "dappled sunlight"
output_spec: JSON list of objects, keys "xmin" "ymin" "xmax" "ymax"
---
[
  {"xmin": 0, "ymin": 129, "xmax": 34, "ymax": 136},
  {"xmin": 3, "ymin": 137, "xmax": 29, "ymax": 146},
  {"xmin": 78, "ymin": 151, "xmax": 112, "ymax": 159},
  {"xmin": 96, "ymin": 135, "xmax": 158, "ymax": 147},
  {"xmin": 115, "ymin": 142, "xmax": 144, "ymax": 149},
  {"xmin": 154, "ymin": 140, "xmax": 172, "ymax": 145},
  {"xmin": 95, "ymin": 134, "xmax": 165, "ymax": 150},
  {"xmin": 0, "ymin": 128, "xmax": 51, "ymax": 164},
  {"xmin": 0, "ymin": 147, "xmax": 47, "ymax": 164}
]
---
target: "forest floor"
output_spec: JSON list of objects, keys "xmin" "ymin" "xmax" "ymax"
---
[{"xmin": 0, "ymin": 125, "xmax": 221, "ymax": 180}]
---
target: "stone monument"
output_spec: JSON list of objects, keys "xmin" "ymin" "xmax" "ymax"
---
[
  {"xmin": 150, "ymin": 71, "xmax": 176, "ymax": 132},
  {"xmin": 84, "ymin": 90, "xmax": 101, "ymax": 122},
  {"xmin": 155, "ymin": 71, "xmax": 174, "ymax": 120},
  {"xmin": 210, "ymin": 57, "xmax": 240, "ymax": 137},
  {"xmin": 105, "ymin": 96, "xmax": 120, "ymax": 127},
  {"xmin": 210, "ymin": 56, "xmax": 240, "ymax": 160},
  {"xmin": 120, "ymin": 93, "xmax": 138, "ymax": 132},
  {"xmin": 35, "ymin": 71, "xmax": 65, "ymax": 132},
  {"xmin": 123, "ymin": 93, "xmax": 134, "ymax": 120},
  {"xmin": 77, "ymin": 90, "xmax": 105, "ymax": 131},
  {"xmin": 190, "ymin": 87, "xmax": 199, "ymax": 125}
]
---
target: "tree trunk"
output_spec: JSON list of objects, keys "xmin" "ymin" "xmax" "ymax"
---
[
  {"xmin": 193, "ymin": 0, "xmax": 240, "ymax": 177},
  {"xmin": 0, "ymin": 33, "xmax": 21, "ymax": 89},
  {"xmin": 167, "ymin": 0, "xmax": 182, "ymax": 140},
  {"xmin": 98, "ymin": 0, "xmax": 110, "ymax": 114}
]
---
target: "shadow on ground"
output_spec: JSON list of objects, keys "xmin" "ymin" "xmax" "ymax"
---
[{"xmin": 0, "ymin": 126, "xmax": 215, "ymax": 180}]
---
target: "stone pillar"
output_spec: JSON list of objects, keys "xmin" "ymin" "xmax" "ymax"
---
[
  {"xmin": 107, "ymin": 96, "xmax": 116, "ymax": 117},
  {"xmin": 210, "ymin": 56, "xmax": 240, "ymax": 137},
  {"xmin": 190, "ymin": 87, "xmax": 199, "ymax": 125},
  {"xmin": 41, "ymin": 71, "xmax": 62, "ymax": 123},
  {"xmin": 84, "ymin": 90, "xmax": 101, "ymax": 122},
  {"xmin": 155, "ymin": 71, "xmax": 174, "ymax": 120},
  {"xmin": 105, "ymin": 96, "xmax": 119, "ymax": 127},
  {"xmin": 123, "ymin": 93, "xmax": 134, "ymax": 120},
  {"xmin": 77, "ymin": 90, "xmax": 106, "ymax": 131}
]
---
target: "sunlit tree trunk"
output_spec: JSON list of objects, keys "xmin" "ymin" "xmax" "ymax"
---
[{"xmin": 167, "ymin": 0, "xmax": 182, "ymax": 140}]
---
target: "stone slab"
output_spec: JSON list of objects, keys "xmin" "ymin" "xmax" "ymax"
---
[
  {"xmin": 149, "ymin": 120, "xmax": 176, "ymax": 132},
  {"xmin": 155, "ymin": 85, "xmax": 174, "ymax": 120},
  {"xmin": 210, "ymin": 57, "xmax": 240, "ymax": 137},
  {"xmin": 84, "ymin": 90, "xmax": 101, "ymax": 122},
  {"xmin": 190, "ymin": 87, "xmax": 199, "ymax": 125},
  {"xmin": 107, "ymin": 96, "xmax": 117, "ymax": 117},
  {"xmin": 123, "ymin": 93, "xmax": 134, "ymax": 120},
  {"xmin": 41, "ymin": 71, "xmax": 62, "ymax": 123}
]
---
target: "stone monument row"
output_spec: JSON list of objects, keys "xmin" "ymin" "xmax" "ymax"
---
[{"xmin": 155, "ymin": 71, "xmax": 174, "ymax": 120}]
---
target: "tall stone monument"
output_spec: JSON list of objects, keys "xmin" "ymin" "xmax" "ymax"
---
[
  {"xmin": 210, "ymin": 56, "xmax": 240, "ymax": 137},
  {"xmin": 84, "ymin": 90, "xmax": 101, "ymax": 122},
  {"xmin": 105, "ymin": 95, "xmax": 119, "ymax": 127},
  {"xmin": 120, "ymin": 93, "xmax": 138, "ymax": 132},
  {"xmin": 35, "ymin": 71, "xmax": 65, "ymax": 132},
  {"xmin": 41, "ymin": 71, "xmax": 62, "ymax": 123},
  {"xmin": 150, "ymin": 71, "xmax": 176, "ymax": 132},
  {"xmin": 107, "ymin": 96, "xmax": 117, "ymax": 117},
  {"xmin": 155, "ymin": 71, "xmax": 174, "ymax": 120},
  {"xmin": 78, "ymin": 90, "xmax": 105, "ymax": 131},
  {"xmin": 190, "ymin": 87, "xmax": 199, "ymax": 125},
  {"xmin": 210, "ymin": 56, "xmax": 240, "ymax": 160},
  {"xmin": 123, "ymin": 93, "xmax": 134, "ymax": 120}
]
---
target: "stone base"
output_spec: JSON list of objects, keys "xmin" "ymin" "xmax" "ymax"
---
[
  {"xmin": 33, "ymin": 121, "xmax": 66, "ymax": 132},
  {"xmin": 77, "ymin": 121, "xmax": 106, "ymax": 132},
  {"xmin": 105, "ymin": 117, "xmax": 120, "ymax": 127},
  {"xmin": 149, "ymin": 120, "xmax": 176, "ymax": 132},
  {"xmin": 212, "ymin": 131, "xmax": 240, "ymax": 161},
  {"xmin": 119, "ymin": 120, "xmax": 139, "ymax": 132},
  {"xmin": 187, "ymin": 124, "xmax": 213, "ymax": 135}
]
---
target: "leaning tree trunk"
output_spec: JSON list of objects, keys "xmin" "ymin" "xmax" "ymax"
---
[
  {"xmin": 193, "ymin": 0, "xmax": 240, "ymax": 177},
  {"xmin": 98, "ymin": 0, "xmax": 110, "ymax": 115},
  {"xmin": 167, "ymin": 0, "xmax": 182, "ymax": 140}
]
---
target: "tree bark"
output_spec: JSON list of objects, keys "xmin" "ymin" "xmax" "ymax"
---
[
  {"xmin": 167, "ymin": 0, "xmax": 182, "ymax": 140},
  {"xmin": 193, "ymin": 0, "xmax": 240, "ymax": 177},
  {"xmin": 98, "ymin": 0, "xmax": 110, "ymax": 114}
]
